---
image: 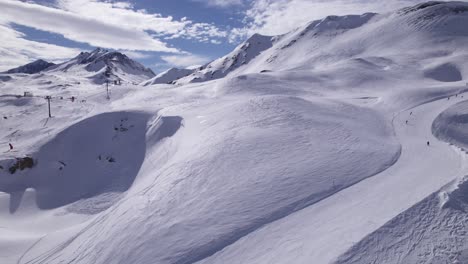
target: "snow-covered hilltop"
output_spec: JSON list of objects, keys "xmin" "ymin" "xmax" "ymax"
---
[
  {"xmin": 1, "ymin": 2, "xmax": 468, "ymax": 264},
  {"xmin": 3, "ymin": 59, "xmax": 55, "ymax": 74}
]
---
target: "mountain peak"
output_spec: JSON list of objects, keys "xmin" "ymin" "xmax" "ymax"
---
[
  {"xmin": 92, "ymin": 47, "xmax": 108, "ymax": 53},
  {"xmin": 173, "ymin": 33, "xmax": 275, "ymax": 85},
  {"xmin": 49, "ymin": 49, "xmax": 155, "ymax": 84},
  {"xmin": 4, "ymin": 59, "xmax": 55, "ymax": 74}
]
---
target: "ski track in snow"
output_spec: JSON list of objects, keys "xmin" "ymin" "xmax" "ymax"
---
[{"xmin": 195, "ymin": 91, "xmax": 468, "ymax": 264}]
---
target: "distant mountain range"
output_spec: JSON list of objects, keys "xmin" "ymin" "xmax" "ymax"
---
[
  {"xmin": 3, "ymin": 48, "xmax": 155, "ymax": 84},
  {"xmin": 4, "ymin": 59, "xmax": 55, "ymax": 74}
]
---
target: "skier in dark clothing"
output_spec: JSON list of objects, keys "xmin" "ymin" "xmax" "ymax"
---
[
  {"xmin": 8, "ymin": 143, "xmax": 13, "ymax": 150},
  {"xmin": 427, "ymin": 141, "xmax": 430, "ymax": 146}
]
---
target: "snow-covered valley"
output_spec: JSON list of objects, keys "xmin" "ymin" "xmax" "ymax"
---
[{"xmin": 1, "ymin": 1, "xmax": 468, "ymax": 264}]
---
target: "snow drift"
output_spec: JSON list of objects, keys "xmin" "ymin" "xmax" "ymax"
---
[
  {"xmin": 433, "ymin": 99, "xmax": 468, "ymax": 148},
  {"xmin": 424, "ymin": 63, "xmax": 463, "ymax": 82},
  {"xmin": 0, "ymin": 111, "xmax": 149, "ymax": 210}
]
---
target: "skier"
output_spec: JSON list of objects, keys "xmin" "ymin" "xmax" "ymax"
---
[
  {"xmin": 427, "ymin": 141, "xmax": 430, "ymax": 146},
  {"xmin": 406, "ymin": 120, "xmax": 408, "ymax": 125},
  {"xmin": 8, "ymin": 143, "xmax": 13, "ymax": 151}
]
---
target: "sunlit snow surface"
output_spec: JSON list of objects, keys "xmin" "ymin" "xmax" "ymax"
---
[{"xmin": 1, "ymin": 2, "xmax": 468, "ymax": 264}]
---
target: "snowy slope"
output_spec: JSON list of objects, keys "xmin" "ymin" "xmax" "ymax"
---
[
  {"xmin": 196, "ymin": 89, "xmax": 468, "ymax": 264},
  {"xmin": 336, "ymin": 177, "xmax": 468, "ymax": 264},
  {"xmin": 1, "ymin": 2, "xmax": 468, "ymax": 264},
  {"xmin": 14, "ymin": 96, "xmax": 399, "ymax": 264},
  {"xmin": 335, "ymin": 99, "xmax": 468, "ymax": 264},
  {"xmin": 174, "ymin": 34, "xmax": 275, "ymax": 84},
  {"xmin": 141, "ymin": 67, "xmax": 193, "ymax": 86}
]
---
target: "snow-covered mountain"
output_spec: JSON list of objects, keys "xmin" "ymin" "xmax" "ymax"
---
[
  {"xmin": 174, "ymin": 33, "xmax": 275, "ymax": 84},
  {"xmin": 3, "ymin": 59, "xmax": 55, "ymax": 74},
  {"xmin": 141, "ymin": 67, "xmax": 193, "ymax": 86},
  {"xmin": 2, "ymin": 2, "xmax": 468, "ymax": 264},
  {"xmin": 48, "ymin": 48, "xmax": 155, "ymax": 84},
  {"xmin": 160, "ymin": 1, "xmax": 468, "ymax": 87}
]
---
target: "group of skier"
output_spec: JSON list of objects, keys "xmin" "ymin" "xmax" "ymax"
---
[
  {"xmin": 405, "ymin": 92, "xmax": 464, "ymax": 147},
  {"xmin": 404, "ymin": 111, "xmax": 430, "ymax": 146}
]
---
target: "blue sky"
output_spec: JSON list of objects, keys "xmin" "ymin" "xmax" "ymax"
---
[
  {"xmin": 8, "ymin": 1, "xmax": 246, "ymax": 72},
  {"xmin": 0, "ymin": 0, "xmax": 446, "ymax": 73}
]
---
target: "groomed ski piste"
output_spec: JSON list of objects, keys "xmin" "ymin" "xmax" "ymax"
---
[{"xmin": 1, "ymin": 1, "xmax": 468, "ymax": 264}]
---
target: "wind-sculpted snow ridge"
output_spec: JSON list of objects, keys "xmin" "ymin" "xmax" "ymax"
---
[
  {"xmin": 0, "ymin": 111, "xmax": 183, "ymax": 214},
  {"xmin": 335, "ymin": 178, "xmax": 468, "ymax": 264},
  {"xmin": 424, "ymin": 63, "xmax": 463, "ymax": 82},
  {"xmin": 433, "ymin": 100, "xmax": 468, "ymax": 148},
  {"xmin": 27, "ymin": 95, "xmax": 400, "ymax": 264}
]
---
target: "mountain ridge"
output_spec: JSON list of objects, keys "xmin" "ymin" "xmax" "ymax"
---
[
  {"xmin": 4, "ymin": 59, "xmax": 55, "ymax": 74},
  {"xmin": 47, "ymin": 48, "xmax": 155, "ymax": 84}
]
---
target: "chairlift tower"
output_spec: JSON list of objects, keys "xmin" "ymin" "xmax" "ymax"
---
[{"xmin": 45, "ymin": 96, "xmax": 52, "ymax": 118}]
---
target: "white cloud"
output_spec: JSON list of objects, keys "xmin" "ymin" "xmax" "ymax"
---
[
  {"xmin": 161, "ymin": 54, "xmax": 211, "ymax": 68},
  {"xmin": 0, "ymin": 0, "xmax": 180, "ymax": 52},
  {"xmin": 0, "ymin": 0, "xmax": 230, "ymax": 53},
  {"xmin": 232, "ymin": 0, "xmax": 458, "ymax": 40},
  {"xmin": 58, "ymin": 0, "xmax": 229, "ymax": 42},
  {"xmin": 192, "ymin": 0, "xmax": 244, "ymax": 8},
  {"xmin": 55, "ymin": 0, "xmax": 186, "ymax": 36},
  {"xmin": 0, "ymin": 0, "xmax": 233, "ymax": 70},
  {"xmin": 120, "ymin": 51, "xmax": 152, "ymax": 60},
  {"xmin": 0, "ymin": 24, "xmax": 80, "ymax": 71}
]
